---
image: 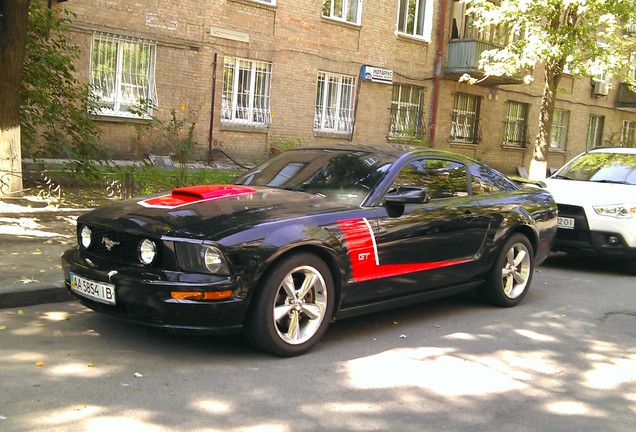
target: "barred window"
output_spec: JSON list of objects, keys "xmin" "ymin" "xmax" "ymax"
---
[
  {"xmin": 587, "ymin": 115, "xmax": 605, "ymax": 148},
  {"xmin": 322, "ymin": 0, "xmax": 362, "ymax": 25},
  {"xmin": 222, "ymin": 57, "xmax": 272, "ymax": 126},
  {"xmin": 90, "ymin": 33, "xmax": 157, "ymax": 118},
  {"xmin": 622, "ymin": 120, "xmax": 635, "ymax": 148},
  {"xmin": 550, "ymin": 109, "xmax": 569, "ymax": 151},
  {"xmin": 314, "ymin": 71, "xmax": 356, "ymax": 134},
  {"xmin": 503, "ymin": 101, "xmax": 529, "ymax": 147},
  {"xmin": 397, "ymin": 0, "xmax": 434, "ymax": 41},
  {"xmin": 389, "ymin": 83, "xmax": 425, "ymax": 140},
  {"xmin": 450, "ymin": 93, "xmax": 481, "ymax": 144}
]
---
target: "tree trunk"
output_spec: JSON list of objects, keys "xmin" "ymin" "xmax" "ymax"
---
[
  {"xmin": 528, "ymin": 62, "xmax": 562, "ymax": 180},
  {"xmin": 0, "ymin": 0, "xmax": 31, "ymax": 198}
]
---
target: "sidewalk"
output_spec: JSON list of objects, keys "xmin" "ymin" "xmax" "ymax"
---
[{"xmin": 0, "ymin": 198, "xmax": 89, "ymax": 309}]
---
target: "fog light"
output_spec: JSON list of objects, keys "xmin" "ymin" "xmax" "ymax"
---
[
  {"xmin": 607, "ymin": 235, "xmax": 620, "ymax": 245},
  {"xmin": 171, "ymin": 290, "xmax": 232, "ymax": 300}
]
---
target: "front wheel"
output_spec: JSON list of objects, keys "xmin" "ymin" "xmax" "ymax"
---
[
  {"xmin": 479, "ymin": 234, "xmax": 534, "ymax": 307},
  {"xmin": 243, "ymin": 252, "xmax": 335, "ymax": 356}
]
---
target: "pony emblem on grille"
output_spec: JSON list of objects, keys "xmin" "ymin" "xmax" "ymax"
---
[{"xmin": 102, "ymin": 237, "xmax": 120, "ymax": 251}]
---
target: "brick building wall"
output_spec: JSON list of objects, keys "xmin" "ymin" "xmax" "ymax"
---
[{"xmin": 56, "ymin": 0, "xmax": 636, "ymax": 174}]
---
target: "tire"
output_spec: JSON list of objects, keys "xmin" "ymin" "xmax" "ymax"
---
[
  {"xmin": 243, "ymin": 252, "xmax": 335, "ymax": 357},
  {"xmin": 480, "ymin": 233, "xmax": 534, "ymax": 307}
]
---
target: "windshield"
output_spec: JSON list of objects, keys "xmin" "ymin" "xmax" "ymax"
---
[
  {"xmin": 234, "ymin": 148, "xmax": 396, "ymax": 205},
  {"xmin": 555, "ymin": 152, "xmax": 636, "ymax": 185}
]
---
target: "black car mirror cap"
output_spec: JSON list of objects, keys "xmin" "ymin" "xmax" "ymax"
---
[{"xmin": 385, "ymin": 186, "xmax": 430, "ymax": 204}]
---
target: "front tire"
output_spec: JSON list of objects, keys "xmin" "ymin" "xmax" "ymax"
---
[
  {"xmin": 243, "ymin": 252, "xmax": 335, "ymax": 356},
  {"xmin": 480, "ymin": 234, "xmax": 534, "ymax": 307}
]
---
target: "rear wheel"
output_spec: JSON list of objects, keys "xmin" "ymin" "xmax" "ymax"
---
[
  {"xmin": 243, "ymin": 252, "xmax": 334, "ymax": 356},
  {"xmin": 480, "ymin": 234, "xmax": 534, "ymax": 307}
]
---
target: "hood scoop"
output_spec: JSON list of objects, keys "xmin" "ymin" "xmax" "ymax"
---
[{"xmin": 140, "ymin": 185, "xmax": 256, "ymax": 209}]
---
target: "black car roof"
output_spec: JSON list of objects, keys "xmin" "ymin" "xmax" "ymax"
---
[{"xmin": 289, "ymin": 143, "xmax": 475, "ymax": 162}]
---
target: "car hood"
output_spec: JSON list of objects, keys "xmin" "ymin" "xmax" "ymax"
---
[
  {"xmin": 543, "ymin": 178, "xmax": 636, "ymax": 206},
  {"xmin": 78, "ymin": 185, "xmax": 355, "ymax": 240}
]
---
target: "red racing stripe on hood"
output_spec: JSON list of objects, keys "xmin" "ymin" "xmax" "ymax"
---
[{"xmin": 139, "ymin": 185, "xmax": 256, "ymax": 209}]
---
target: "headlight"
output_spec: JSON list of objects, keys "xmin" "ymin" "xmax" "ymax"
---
[
  {"xmin": 79, "ymin": 225, "xmax": 92, "ymax": 249},
  {"xmin": 138, "ymin": 239, "xmax": 157, "ymax": 265},
  {"xmin": 175, "ymin": 243, "xmax": 230, "ymax": 275},
  {"xmin": 593, "ymin": 204, "xmax": 636, "ymax": 219}
]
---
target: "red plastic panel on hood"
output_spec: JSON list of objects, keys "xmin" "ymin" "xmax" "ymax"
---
[{"xmin": 139, "ymin": 185, "xmax": 256, "ymax": 209}]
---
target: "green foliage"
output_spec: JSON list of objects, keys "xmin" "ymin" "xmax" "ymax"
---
[
  {"xmin": 464, "ymin": 0, "xmax": 636, "ymax": 85},
  {"xmin": 21, "ymin": 2, "xmax": 109, "ymax": 175}
]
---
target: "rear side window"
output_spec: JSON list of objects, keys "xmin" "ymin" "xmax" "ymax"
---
[{"xmin": 470, "ymin": 163, "xmax": 519, "ymax": 195}]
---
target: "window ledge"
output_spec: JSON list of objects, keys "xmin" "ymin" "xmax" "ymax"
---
[
  {"xmin": 220, "ymin": 122, "xmax": 269, "ymax": 133},
  {"xmin": 548, "ymin": 148, "xmax": 566, "ymax": 154},
  {"xmin": 91, "ymin": 114, "xmax": 153, "ymax": 123},
  {"xmin": 321, "ymin": 16, "xmax": 361, "ymax": 30},
  {"xmin": 449, "ymin": 141, "xmax": 478, "ymax": 147},
  {"xmin": 228, "ymin": 0, "xmax": 276, "ymax": 11},
  {"xmin": 313, "ymin": 130, "xmax": 352, "ymax": 139},
  {"xmin": 501, "ymin": 145, "xmax": 528, "ymax": 151},
  {"xmin": 396, "ymin": 32, "xmax": 430, "ymax": 45}
]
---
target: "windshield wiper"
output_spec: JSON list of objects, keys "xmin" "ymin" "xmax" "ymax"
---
[{"xmin": 589, "ymin": 179, "xmax": 632, "ymax": 185}]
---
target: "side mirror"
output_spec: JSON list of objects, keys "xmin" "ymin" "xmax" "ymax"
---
[{"xmin": 385, "ymin": 186, "xmax": 430, "ymax": 204}]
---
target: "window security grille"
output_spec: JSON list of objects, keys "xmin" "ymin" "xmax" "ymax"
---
[
  {"xmin": 503, "ymin": 102, "xmax": 529, "ymax": 147},
  {"xmin": 314, "ymin": 71, "xmax": 356, "ymax": 134},
  {"xmin": 389, "ymin": 83, "xmax": 425, "ymax": 140},
  {"xmin": 450, "ymin": 93, "xmax": 480, "ymax": 143},
  {"xmin": 322, "ymin": 0, "xmax": 362, "ymax": 25},
  {"xmin": 222, "ymin": 57, "xmax": 272, "ymax": 126},
  {"xmin": 90, "ymin": 33, "xmax": 157, "ymax": 118},
  {"xmin": 549, "ymin": 109, "xmax": 569, "ymax": 150}
]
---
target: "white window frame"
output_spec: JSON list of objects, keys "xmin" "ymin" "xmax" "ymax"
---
[
  {"xmin": 322, "ymin": 0, "xmax": 362, "ymax": 25},
  {"xmin": 396, "ymin": 0, "xmax": 434, "ymax": 42},
  {"xmin": 503, "ymin": 101, "xmax": 529, "ymax": 147},
  {"xmin": 249, "ymin": 0, "xmax": 276, "ymax": 6},
  {"xmin": 549, "ymin": 109, "xmax": 569, "ymax": 151},
  {"xmin": 314, "ymin": 71, "xmax": 356, "ymax": 135},
  {"xmin": 222, "ymin": 56, "xmax": 272, "ymax": 126},
  {"xmin": 389, "ymin": 83, "xmax": 425, "ymax": 140},
  {"xmin": 450, "ymin": 93, "xmax": 480, "ymax": 144},
  {"xmin": 90, "ymin": 32, "xmax": 157, "ymax": 118},
  {"xmin": 587, "ymin": 114, "xmax": 605, "ymax": 148},
  {"xmin": 622, "ymin": 120, "xmax": 636, "ymax": 147}
]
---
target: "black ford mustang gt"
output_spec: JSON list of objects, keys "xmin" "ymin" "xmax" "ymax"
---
[{"xmin": 62, "ymin": 144, "xmax": 557, "ymax": 356}]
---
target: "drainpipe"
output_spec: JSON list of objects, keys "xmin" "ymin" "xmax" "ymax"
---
[
  {"xmin": 429, "ymin": 0, "xmax": 449, "ymax": 147},
  {"xmin": 207, "ymin": 53, "xmax": 218, "ymax": 164}
]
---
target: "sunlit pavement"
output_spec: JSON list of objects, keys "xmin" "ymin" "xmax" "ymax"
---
[{"xmin": 1, "ymin": 256, "xmax": 635, "ymax": 432}]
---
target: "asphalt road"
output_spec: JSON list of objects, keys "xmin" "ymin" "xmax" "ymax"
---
[{"xmin": 1, "ymin": 255, "xmax": 635, "ymax": 432}]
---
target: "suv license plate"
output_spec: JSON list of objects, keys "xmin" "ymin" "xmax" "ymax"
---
[
  {"xmin": 70, "ymin": 273, "xmax": 116, "ymax": 305},
  {"xmin": 557, "ymin": 216, "xmax": 575, "ymax": 230}
]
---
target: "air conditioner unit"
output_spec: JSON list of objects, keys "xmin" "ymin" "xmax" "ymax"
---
[{"xmin": 594, "ymin": 81, "xmax": 609, "ymax": 96}]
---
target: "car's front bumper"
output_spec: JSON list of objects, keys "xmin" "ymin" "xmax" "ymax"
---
[{"xmin": 61, "ymin": 248, "xmax": 249, "ymax": 334}]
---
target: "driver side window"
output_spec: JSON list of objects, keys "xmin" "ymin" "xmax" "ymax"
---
[{"xmin": 394, "ymin": 158, "xmax": 469, "ymax": 199}]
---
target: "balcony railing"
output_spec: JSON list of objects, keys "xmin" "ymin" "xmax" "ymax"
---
[{"xmin": 445, "ymin": 39, "xmax": 523, "ymax": 86}]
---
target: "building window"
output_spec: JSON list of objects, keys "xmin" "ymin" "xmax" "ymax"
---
[
  {"xmin": 450, "ymin": 93, "xmax": 481, "ymax": 144},
  {"xmin": 322, "ymin": 0, "xmax": 362, "ymax": 25},
  {"xmin": 222, "ymin": 57, "xmax": 272, "ymax": 126},
  {"xmin": 249, "ymin": 0, "xmax": 276, "ymax": 5},
  {"xmin": 389, "ymin": 83, "xmax": 425, "ymax": 140},
  {"xmin": 397, "ymin": 0, "xmax": 434, "ymax": 41},
  {"xmin": 587, "ymin": 114, "xmax": 605, "ymax": 148},
  {"xmin": 622, "ymin": 120, "xmax": 636, "ymax": 147},
  {"xmin": 314, "ymin": 71, "xmax": 356, "ymax": 134},
  {"xmin": 503, "ymin": 101, "xmax": 529, "ymax": 147},
  {"xmin": 90, "ymin": 33, "xmax": 157, "ymax": 118},
  {"xmin": 450, "ymin": 1, "xmax": 522, "ymax": 43},
  {"xmin": 549, "ymin": 109, "xmax": 569, "ymax": 151}
]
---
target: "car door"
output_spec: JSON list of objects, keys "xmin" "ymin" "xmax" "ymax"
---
[{"xmin": 370, "ymin": 157, "xmax": 491, "ymax": 299}]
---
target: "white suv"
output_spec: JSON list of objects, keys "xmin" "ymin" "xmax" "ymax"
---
[{"xmin": 543, "ymin": 147, "xmax": 636, "ymax": 274}]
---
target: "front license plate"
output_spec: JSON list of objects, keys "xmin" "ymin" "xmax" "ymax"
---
[
  {"xmin": 70, "ymin": 273, "xmax": 116, "ymax": 305},
  {"xmin": 557, "ymin": 216, "xmax": 575, "ymax": 230}
]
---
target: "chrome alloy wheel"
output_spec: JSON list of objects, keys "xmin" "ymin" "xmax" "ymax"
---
[
  {"xmin": 501, "ymin": 242, "xmax": 531, "ymax": 299},
  {"xmin": 272, "ymin": 265, "xmax": 328, "ymax": 345}
]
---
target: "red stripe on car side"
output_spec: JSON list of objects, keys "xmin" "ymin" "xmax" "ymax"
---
[{"xmin": 338, "ymin": 217, "xmax": 472, "ymax": 282}]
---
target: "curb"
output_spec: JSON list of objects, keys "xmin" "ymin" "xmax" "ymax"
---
[{"xmin": 0, "ymin": 283, "xmax": 72, "ymax": 310}]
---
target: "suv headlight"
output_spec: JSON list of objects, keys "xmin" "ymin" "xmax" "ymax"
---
[
  {"xmin": 593, "ymin": 204, "xmax": 636, "ymax": 219},
  {"xmin": 175, "ymin": 242, "xmax": 230, "ymax": 275}
]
